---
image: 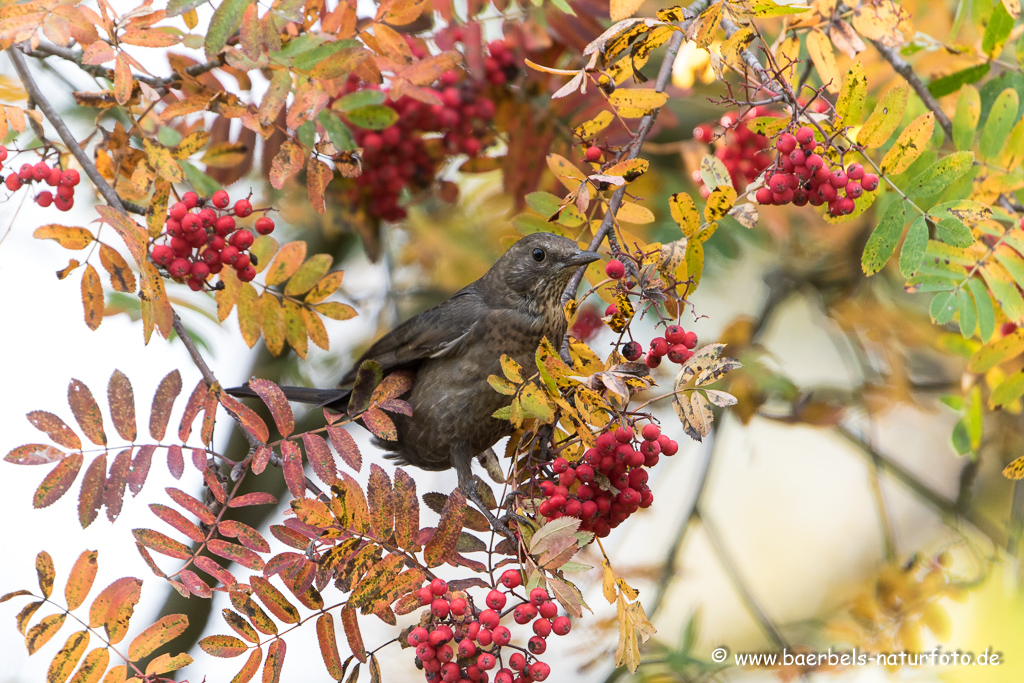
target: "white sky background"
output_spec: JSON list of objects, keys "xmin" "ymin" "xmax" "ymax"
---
[{"xmin": 0, "ymin": 2, "xmax": 1002, "ymax": 682}]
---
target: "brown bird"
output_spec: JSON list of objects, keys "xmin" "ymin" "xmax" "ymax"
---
[{"xmin": 228, "ymin": 233, "xmax": 600, "ymax": 536}]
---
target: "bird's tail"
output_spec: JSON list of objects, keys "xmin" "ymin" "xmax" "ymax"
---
[{"xmin": 225, "ymin": 384, "xmax": 352, "ymax": 412}]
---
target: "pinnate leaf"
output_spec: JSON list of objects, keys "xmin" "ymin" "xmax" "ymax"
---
[
  {"xmin": 302, "ymin": 433, "xmax": 337, "ymax": 485},
  {"xmin": 36, "ymin": 551, "xmax": 55, "ymax": 598},
  {"xmin": 424, "ymin": 488, "xmax": 466, "ymax": 566},
  {"xmin": 231, "ymin": 648, "xmax": 262, "ymax": 683},
  {"xmin": 68, "ymin": 379, "xmax": 106, "ymax": 446},
  {"xmin": 35, "ymin": 452, "xmax": 83, "ymax": 509},
  {"xmin": 27, "ymin": 411, "xmax": 81, "ymax": 450},
  {"xmin": 26, "ymin": 613, "xmax": 66, "ymax": 654},
  {"xmin": 247, "ymin": 378, "xmax": 294, "ymax": 437},
  {"xmin": 64, "ymin": 551, "xmax": 98, "ymax": 611},
  {"xmin": 317, "ymin": 613, "xmax": 346, "ymax": 675},
  {"xmin": 81, "ymin": 264, "xmax": 103, "ymax": 331},
  {"xmin": 367, "ymin": 464, "xmax": 394, "ymax": 540},
  {"xmin": 219, "ymin": 392, "xmax": 270, "ymax": 443},
  {"xmin": 48, "ymin": 629, "xmax": 89, "ymax": 683},
  {"xmin": 107, "ymin": 370, "xmax": 136, "ymax": 442},
  {"xmin": 128, "ymin": 613, "xmax": 189, "ymax": 660},
  {"xmin": 78, "ymin": 454, "xmax": 106, "ymax": 527},
  {"xmin": 5, "ymin": 444, "xmax": 64, "ymax": 465},
  {"xmin": 200, "ymin": 634, "xmax": 249, "ymax": 658}
]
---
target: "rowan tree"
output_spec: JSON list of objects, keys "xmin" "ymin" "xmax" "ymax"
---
[{"xmin": 2, "ymin": 0, "xmax": 1023, "ymax": 681}]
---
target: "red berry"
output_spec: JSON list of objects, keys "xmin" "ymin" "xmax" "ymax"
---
[
  {"xmin": 667, "ymin": 344, "xmax": 688, "ymax": 364},
  {"xmin": 479, "ymin": 608, "xmax": 500, "ymax": 629},
  {"xmin": 485, "ymin": 589, "xmax": 506, "ymax": 610},
  {"xmin": 492, "ymin": 625, "xmax": 511, "ymax": 646},
  {"xmin": 795, "ymin": 126, "xmax": 815, "ymax": 146},
  {"xmin": 861, "ymin": 174, "xmax": 879, "ymax": 191},
  {"xmin": 529, "ymin": 587, "xmax": 548, "ymax": 606},
  {"xmin": 755, "ymin": 187, "xmax": 774, "ymax": 205},
  {"xmin": 436, "ymin": 643, "xmax": 453, "ymax": 662},
  {"xmin": 533, "ymin": 618, "xmax": 552, "ymax": 637},
  {"xmin": 215, "ymin": 215, "xmax": 237, "ymax": 235},
  {"xmin": 182, "ymin": 191, "xmax": 199, "ymax": 208},
  {"xmin": 255, "ymin": 216, "xmax": 275, "ymax": 235},
  {"xmin": 768, "ymin": 174, "xmax": 788, "ymax": 193},
  {"xmin": 408, "ymin": 626, "xmax": 429, "ymax": 646},
  {"xmin": 440, "ymin": 662, "xmax": 460, "ymax": 681},
  {"xmin": 509, "ymin": 652, "xmax": 526, "ymax": 671},
  {"xmin": 234, "ymin": 198, "xmax": 253, "ymax": 217},
  {"xmin": 622, "ymin": 340, "xmax": 642, "ymax": 361},
  {"xmin": 54, "ymin": 195, "xmax": 74, "ymax": 211},
  {"xmin": 585, "ymin": 146, "xmax": 602, "ymax": 162},
  {"xmin": 61, "ymin": 169, "xmax": 80, "ymax": 186},
  {"xmin": 605, "ymin": 259, "xmax": 625, "ymax": 279},
  {"xmin": 805, "ymin": 154, "xmax": 824, "ymax": 171},
  {"xmin": 776, "ymin": 133, "xmax": 797, "ymax": 154},
  {"xmin": 238, "ymin": 265, "xmax": 256, "ymax": 282},
  {"xmin": 646, "ymin": 352, "xmax": 661, "ymax": 368},
  {"xmin": 430, "ymin": 578, "xmax": 448, "ymax": 595},
  {"xmin": 477, "ymin": 653, "xmax": 496, "ymax": 671},
  {"xmin": 494, "ymin": 670, "xmax": 514, "ymax": 683},
  {"xmin": 538, "ymin": 600, "xmax": 557, "ymax": 619},
  {"xmin": 575, "ymin": 464, "xmax": 594, "ymax": 482},
  {"xmin": 0, "ymin": 145, "xmax": 6, "ymax": 162},
  {"xmin": 212, "ymin": 190, "xmax": 230, "ymax": 208},
  {"xmin": 32, "ymin": 161, "xmax": 50, "ymax": 181},
  {"xmin": 169, "ymin": 202, "xmax": 187, "ymax": 220},
  {"xmin": 416, "ymin": 642, "xmax": 436, "ymax": 661},
  {"xmin": 665, "ymin": 325, "xmax": 685, "ymax": 344},
  {"xmin": 847, "ymin": 163, "xmax": 865, "ymax": 180},
  {"xmin": 650, "ymin": 337, "xmax": 668, "ymax": 357},
  {"xmin": 499, "ymin": 568, "xmax": 522, "ymax": 589},
  {"xmin": 641, "ymin": 424, "xmax": 661, "ymax": 441},
  {"xmin": 458, "ymin": 638, "xmax": 476, "ymax": 658},
  {"xmin": 46, "ymin": 168, "xmax": 62, "ymax": 187},
  {"xmin": 417, "ymin": 586, "xmax": 434, "ymax": 605},
  {"xmin": 168, "ymin": 258, "xmax": 190, "ymax": 279},
  {"xmin": 151, "ymin": 245, "xmax": 174, "ymax": 266},
  {"xmin": 57, "ymin": 184, "xmax": 74, "ymax": 200},
  {"xmin": 682, "ymin": 331, "xmax": 697, "ymax": 349},
  {"xmin": 528, "ymin": 662, "xmax": 550, "ymax": 681},
  {"xmin": 830, "ymin": 170, "xmax": 848, "ymax": 188},
  {"xmin": 514, "ymin": 603, "xmax": 538, "ymax": 624},
  {"xmin": 233, "ymin": 254, "xmax": 251, "ymax": 271},
  {"xmin": 528, "ymin": 635, "xmax": 547, "ymax": 654},
  {"xmin": 846, "ymin": 183, "xmax": 863, "ymax": 199},
  {"xmin": 229, "ymin": 230, "xmax": 254, "ymax": 250},
  {"xmin": 35, "ymin": 191, "xmax": 53, "ymax": 207},
  {"xmin": 190, "ymin": 261, "xmax": 210, "ymax": 281},
  {"xmin": 18, "ymin": 164, "xmax": 32, "ymax": 181}
]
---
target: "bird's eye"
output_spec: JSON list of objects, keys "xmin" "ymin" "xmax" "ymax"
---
[{"xmin": 532, "ymin": 248, "xmax": 546, "ymax": 262}]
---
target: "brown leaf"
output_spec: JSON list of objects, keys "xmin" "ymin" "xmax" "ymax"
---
[
  {"xmin": 367, "ymin": 464, "xmax": 394, "ymax": 540},
  {"xmin": 78, "ymin": 454, "xmax": 106, "ymax": 527},
  {"xmin": 68, "ymin": 380, "xmax": 106, "ymax": 446},
  {"xmin": 104, "ymin": 447, "xmax": 131, "ymax": 522},
  {"xmin": 81, "ymin": 264, "xmax": 104, "ymax": 331},
  {"xmin": 424, "ymin": 488, "xmax": 465, "ymax": 566},
  {"xmin": 106, "ymin": 370, "xmax": 136, "ymax": 442},
  {"xmin": 27, "ymin": 411, "xmax": 81, "ymax": 450},
  {"xmin": 149, "ymin": 370, "xmax": 182, "ymax": 441},
  {"xmin": 114, "ymin": 53, "xmax": 133, "ymax": 105},
  {"xmin": 307, "ymin": 157, "xmax": 333, "ymax": 215}
]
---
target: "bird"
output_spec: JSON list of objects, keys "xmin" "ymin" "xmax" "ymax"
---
[{"xmin": 228, "ymin": 232, "xmax": 601, "ymax": 538}]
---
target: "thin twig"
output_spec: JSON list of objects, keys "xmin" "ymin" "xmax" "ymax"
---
[{"xmin": 8, "ymin": 45, "xmax": 147, "ymax": 215}]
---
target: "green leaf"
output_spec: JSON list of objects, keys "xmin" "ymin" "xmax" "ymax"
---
[
  {"xmin": 862, "ymin": 199, "xmax": 907, "ymax": 275},
  {"xmin": 951, "ymin": 419, "xmax": 972, "ymax": 455},
  {"xmin": 343, "ymin": 105, "xmax": 399, "ymax": 130},
  {"xmin": 982, "ymin": 0, "xmax": 1014, "ymax": 59},
  {"xmin": 297, "ymin": 120, "xmax": 316, "ymax": 148},
  {"xmin": 180, "ymin": 161, "xmax": 221, "ymax": 197},
  {"xmin": 952, "ymin": 85, "xmax": 981, "ymax": 151},
  {"xmin": 930, "ymin": 290, "xmax": 958, "ymax": 324},
  {"xmin": 317, "ymin": 110, "xmax": 355, "ymax": 151},
  {"xmin": 936, "ymin": 217, "xmax": 974, "ymax": 247},
  {"xmin": 927, "ymin": 64, "xmax": 990, "ymax": 99},
  {"xmin": 291, "ymin": 39, "xmax": 361, "ymax": 72},
  {"xmin": 964, "ymin": 386, "xmax": 982, "ymax": 450},
  {"xmin": 835, "ymin": 62, "xmax": 867, "ymax": 129},
  {"xmin": 899, "ymin": 216, "xmax": 928, "ymax": 278},
  {"xmin": 979, "ymin": 88, "xmax": 1020, "ymax": 161},
  {"xmin": 525, "ymin": 192, "xmax": 562, "ymax": 217},
  {"xmin": 906, "ymin": 151, "xmax": 976, "ymax": 198},
  {"xmin": 968, "ymin": 277, "xmax": 995, "ymax": 342},
  {"xmin": 991, "ymin": 371, "xmax": 1024, "ymax": 407},
  {"xmin": 958, "ymin": 287, "xmax": 977, "ymax": 338},
  {"xmin": 512, "ymin": 213, "xmax": 553, "ymax": 234},
  {"xmin": 205, "ymin": 0, "xmax": 253, "ymax": 58},
  {"xmin": 333, "ymin": 90, "xmax": 387, "ymax": 112}
]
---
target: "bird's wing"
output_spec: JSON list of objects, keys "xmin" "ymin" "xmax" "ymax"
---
[{"xmin": 341, "ymin": 286, "xmax": 486, "ymax": 382}]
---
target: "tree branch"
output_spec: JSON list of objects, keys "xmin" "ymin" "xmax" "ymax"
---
[
  {"xmin": 870, "ymin": 40, "xmax": 953, "ymax": 141},
  {"xmin": 8, "ymin": 45, "xmax": 147, "ymax": 215}
]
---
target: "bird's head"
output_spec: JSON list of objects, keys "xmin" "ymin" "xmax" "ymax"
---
[{"xmin": 485, "ymin": 233, "xmax": 601, "ymax": 305}]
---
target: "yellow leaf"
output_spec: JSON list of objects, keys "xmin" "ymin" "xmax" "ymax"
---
[
  {"xmin": 704, "ymin": 186, "xmax": 736, "ymax": 222},
  {"xmin": 835, "ymin": 62, "xmax": 867, "ymax": 129},
  {"xmin": 546, "ymin": 153, "xmax": 590, "ymax": 194},
  {"xmin": 1003, "ymin": 0, "xmax": 1021, "ymax": 19},
  {"xmin": 34, "ymin": 225, "xmax": 94, "ymax": 250},
  {"xmin": 616, "ymin": 201, "xmax": 655, "ymax": 224},
  {"xmin": 880, "ymin": 111, "xmax": 934, "ymax": 175},
  {"xmin": 857, "ymin": 82, "xmax": 909, "ymax": 148},
  {"xmin": 574, "ymin": 111, "xmax": 614, "ymax": 140},
  {"xmin": 775, "ymin": 35, "xmax": 801, "ymax": 89},
  {"xmin": 265, "ymin": 241, "xmax": 308, "ymax": 287},
  {"xmin": 669, "ymin": 192, "xmax": 701, "ymax": 237},
  {"xmin": 721, "ymin": 27, "xmax": 755, "ymax": 71},
  {"xmin": 183, "ymin": 8, "xmax": 198, "ymax": 29},
  {"xmin": 142, "ymin": 140, "xmax": 183, "ymax": 182},
  {"xmin": 690, "ymin": 1, "xmax": 722, "ymax": 49},
  {"xmin": 805, "ymin": 28, "xmax": 840, "ymax": 94},
  {"xmin": 609, "ymin": 0, "xmax": 644, "ymax": 21},
  {"xmin": 604, "ymin": 158, "xmax": 648, "ymax": 181},
  {"xmin": 81, "ymin": 264, "xmax": 104, "ymax": 331},
  {"xmin": 608, "ymin": 88, "xmax": 669, "ymax": 116},
  {"xmin": 260, "ymin": 292, "xmax": 285, "ymax": 356}
]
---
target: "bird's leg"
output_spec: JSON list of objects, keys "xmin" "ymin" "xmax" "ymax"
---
[
  {"xmin": 476, "ymin": 447, "xmax": 505, "ymax": 484},
  {"xmin": 454, "ymin": 450, "xmax": 517, "ymax": 544}
]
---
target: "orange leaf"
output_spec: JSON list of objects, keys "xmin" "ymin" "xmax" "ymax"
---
[
  {"xmin": 114, "ymin": 53, "xmax": 132, "ymax": 105},
  {"xmin": 231, "ymin": 647, "xmax": 262, "ymax": 683},
  {"xmin": 218, "ymin": 392, "xmax": 270, "ymax": 443},
  {"xmin": 246, "ymin": 378, "xmax": 295, "ymax": 437},
  {"xmin": 250, "ymin": 577, "xmax": 300, "ymax": 624},
  {"xmin": 264, "ymin": 639, "xmax": 286, "ymax": 683},
  {"xmin": 195, "ymin": 557, "xmax": 238, "ymax": 588},
  {"xmin": 208, "ymin": 540, "xmax": 266, "ymax": 571},
  {"xmin": 217, "ymin": 520, "xmax": 270, "ymax": 552},
  {"xmin": 264, "ymin": 241, "xmax": 307, "ymax": 287},
  {"xmin": 68, "ymin": 647, "xmax": 108, "ymax": 683},
  {"xmin": 340, "ymin": 605, "xmax": 366, "ymax": 663},
  {"xmin": 34, "ymin": 452, "xmax": 83, "ymax": 509},
  {"xmin": 259, "ymin": 69, "xmax": 292, "ymax": 127},
  {"xmin": 27, "ymin": 411, "xmax": 81, "ymax": 450},
  {"xmin": 424, "ymin": 488, "xmax": 466, "ymax": 566},
  {"xmin": 98, "ymin": 244, "xmax": 135, "ymax": 292},
  {"xmin": 393, "ymin": 468, "xmax": 418, "ymax": 549},
  {"xmin": 107, "ymin": 370, "xmax": 136, "ymax": 442},
  {"xmin": 349, "ymin": 553, "xmax": 403, "ymax": 607},
  {"xmin": 87, "ymin": 577, "xmax": 141, "ymax": 644},
  {"xmin": 48, "ymin": 629, "xmax": 89, "ymax": 683},
  {"xmin": 221, "ymin": 609, "xmax": 260, "ymax": 643},
  {"xmin": 269, "ymin": 140, "xmax": 304, "ymax": 190},
  {"xmin": 199, "ymin": 634, "xmax": 249, "ymax": 658},
  {"xmin": 33, "ymin": 225, "xmax": 94, "ymax": 249},
  {"xmin": 81, "ymin": 264, "xmax": 103, "ymax": 331},
  {"xmin": 26, "ymin": 613, "xmax": 66, "ymax": 654},
  {"xmin": 128, "ymin": 613, "xmax": 189, "ymax": 660},
  {"xmin": 145, "ymin": 652, "xmax": 193, "ymax": 675},
  {"xmin": 302, "ymin": 308, "xmax": 330, "ymax": 350},
  {"xmin": 367, "ymin": 464, "xmax": 394, "ymax": 540},
  {"xmin": 317, "ymin": 613, "xmax": 346, "ymax": 675},
  {"xmin": 281, "ymin": 440, "xmax": 305, "ymax": 499},
  {"xmin": 307, "ymin": 157, "xmax": 333, "ymax": 215},
  {"xmin": 327, "ymin": 426, "xmax": 361, "ymax": 472},
  {"xmin": 36, "ymin": 551, "xmax": 55, "ymax": 598},
  {"xmin": 64, "ymin": 551, "xmax": 98, "ymax": 611},
  {"xmin": 132, "ymin": 528, "xmax": 193, "ymax": 559}
]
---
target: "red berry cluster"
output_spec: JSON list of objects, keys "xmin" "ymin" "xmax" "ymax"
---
[
  {"xmin": 619, "ymin": 323, "xmax": 697, "ymax": 369},
  {"xmin": 693, "ymin": 108, "xmax": 773, "ymax": 197},
  {"xmin": 409, "ymin": 576, "xmax": 569, "ymax": 682},
  {"xmin": 1, "ymin": 147, "xmax": 80, "ymax": 211},
  {"xmin": 754, "ymin": 126, "xmax": 879, "ymax": 217},
  {"xmin": 149, "ymin": 190, "xmax": 275, "ymax": 290},
  {"xmin": 344, "ymin": 37, "xmax": 514, "ymax": 222},
  {"xmin": 536, "ymin": 423, "xmax": 679, "ymax": 538}
]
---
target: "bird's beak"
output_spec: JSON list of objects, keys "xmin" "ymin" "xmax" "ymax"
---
[{"xmin": 565, "ymin": 250, "xmax": 601, "ymax": 267}]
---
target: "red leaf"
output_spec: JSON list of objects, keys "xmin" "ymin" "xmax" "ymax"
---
[
  {"xmin": 376, "ymin": 398, "xmax": 412, "ymax": 416},
  {"xmin": 361, "ymin": 408, "xmax": 396, "ymax": 441},
  {"xmin": 136, "ymin": 542, "xmax": 167, "ymax": 579},
  {"xmin": 167, "ymin": 444, "xmax": 184, "ymax": 479},
  {"xmin": 281, "ymin": 440, "xmax": 305, "ymax": 499},
  {"xmin": 107, "ymin": 370, "xmax": 137, "ymax": 442},
  {"xmin": 128, "ymin": 444, "xmax": 156, "ymax": 496},
  {"xmin": 301, "ymin": 433, "xmax": 337, "ymax": 485},
  {"xmin": 150, "ymin": 504, "xmax": 206, "ymax": 543},
  {"xmin": 78, "ymin": 454, "xmax": 106, "ymax": 528},
  {"xmin": 5, "ymin": 444, "xmax": 64, "ymax": 465},
  {"xmin": 327, "ymin": 425, "xmax": 361, "ymax": 472},
  {"xmin": 424, "ymin": 488, "xmax": 466, "ymax": 567},
  {"xmin": 150, "ymin": 370, "xmax": 182, "ymax": 440},
  {"xmin": 132, "ymin": 528, "xmax": 193, "ymax": 560},
  {"xmin": 192, "ymin": 447, "xmax": 208, "ymax": 472},
  {"xmin": 393, "ymin": 468, "xmax": 418, "ymax": 550},
  {"xmin": 180, "ymin": 569, "xmax": 213, "ymax": 598},
  {"xmin": 228, "ymin": 492, "xmax": 279, "ymax": 508},
  {"xmin": 369, "ymin": 371, "xmax": 414, "ymax": 404},
  {"xmin": 218, "ymin": 520, "xmax": 270, "ymax": 553},
  {"xmin": 340, "ymin": 604, "xmax": 366, "ymax": 663},
  {"xmin": 178, "ymin": 380, "xmax": 210, "ymax": 442},
  {"xmin": 195, "ymin": 556, "xmax": 238, "ymax": 588},
  {"xmin": 166, "ymin": 487, "xmax": 217, "ymax": 524},
  {"xmin": 68, "ymin": 379, "xmax": 106, "ymax": 446},
  {"xmin": 218, "ymin": 392, "xmax": 270, "ymax": 443},
  {"xmin": 247, "ymin": 378, "xmax": 295, "ymax": 437},
  {"xmin": 27, "ymin": 411, "xmax": 81, "ymax": 450},
  {"xmin": 104, "ymin": 448, "xmax": 131, "ymax": 522},
  {"xmin": 204, "ymin": 467, "xmax": 228, "ymax": 504},
  {"xmin": 269, "ymin": 526, "xmax": 309, "ymax": 550},
  {"xmin": 208, "ymin": 540, "xmax": 266, "ymax": 571},
  {"xmin": 367, "ymin": 464, "xmax": 394, "ymax": 541},
  {"xmin": 199, "ymin": 634, "xmax": 249, "ymax": 658},
  {"xmin": 252, "ymin": 445, "xmax": 273, "ymax": 475},
  {"xmin": 317, "ymin": 613, "xmax": 345, "ymax": 676},
  {"xmin": 264, "ymin": 639, "xmax": 286, "ymax": 683},
  {"xmin": 263, "ymin": 552, "xmax": 305, "ymax": 579},
  {"xmin": 34, "ymin": 451, "xmax": 83, "ymax": 509}
]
